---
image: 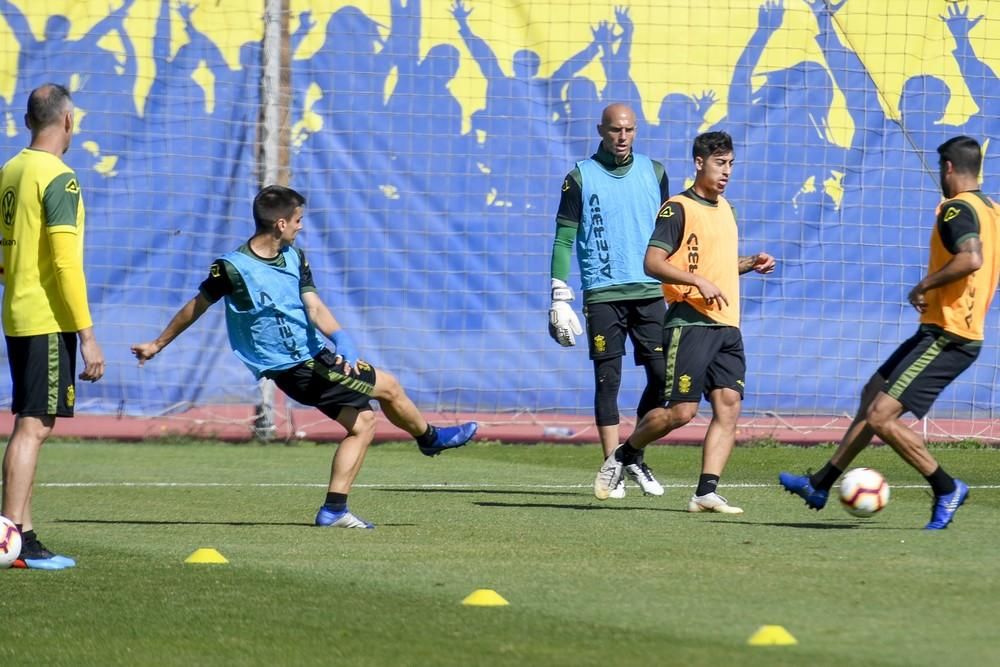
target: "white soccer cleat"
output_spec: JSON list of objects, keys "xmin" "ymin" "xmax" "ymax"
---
[
  {"xmin": 608, "ymin": 479, "xmax": 626, "ymax": 499},
  {"xmin": 624, "ymin": 461, "xmax": 664, "ymax": 496},
  {"xmin": 593, "ymin": 448, "xmax": 624, "ymax": 500},
  {"xmin": 688, "ymin": 492, "xmax": 743, "ymax": 514}
]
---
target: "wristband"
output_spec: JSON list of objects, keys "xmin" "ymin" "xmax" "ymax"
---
[{"xmin": 330, "ymin": 329, "xmax": 359, "ymax": 363}]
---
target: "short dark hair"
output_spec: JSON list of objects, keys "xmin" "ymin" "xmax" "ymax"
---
[
  {"xmin": 26, "ymin": 83, "xmax": 72, "ymax": 130},
  {"xmin": 692, "ymin": 131, "xmax": 734, "ymax": 161},
  {"xmin": 937, "ymin": 135, "xmax": 981, "ymax": 176},
  {"xmin": 252, "ymin": 185, "xmax": 306, "ymax": 231}
]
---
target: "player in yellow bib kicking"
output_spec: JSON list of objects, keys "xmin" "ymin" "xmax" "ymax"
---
[
  {"xmin": 780, "ymin": 135, "xmax": 1000, "ymax": 529},
  {"xmin": 593, "ymin": 131, "xmax": 774, "ymax": 512}
]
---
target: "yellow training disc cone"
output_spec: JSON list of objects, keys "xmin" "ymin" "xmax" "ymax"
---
[
  {"xmin": 184, "ymin": 548, "xmax": 229, "ymax": 564},
  {"xmin": 747, "ymin": 625, "xmax": 797, "ymax": 646},
  {"xmin": 461, "ymin": 589, "xmax": 509, "ymax": 606}
]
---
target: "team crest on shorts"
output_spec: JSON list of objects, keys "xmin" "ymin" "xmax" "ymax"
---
[
  {"xmin": 678, "ymin": 375, "xmax": 692, "ymax": 394},
  {"xmin": 66, "ymin": 385, "xmax": 75, "ymax": 407},
  {"xmin": 593, "ymin": 334, "xmax": 606, "ymax": 353}
]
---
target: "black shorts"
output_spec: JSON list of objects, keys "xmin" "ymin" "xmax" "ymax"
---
[
  {"xmin": 583, "ymin": 297, "xmax": 666, "ymax": 363},
  {"xmin": 272, "ymin": 349, "xmax": 377, "ymax": 421},
  {"xmin": 662, "ymin": 325, "xmax": 745, "ymax": 402},
  {"xmin": 877, "ymin": 326, "xmax": 980, "ymax": 418},
  {"xmin": 6, "ymin": 332, "xmax": 77, "ymax": 417}
]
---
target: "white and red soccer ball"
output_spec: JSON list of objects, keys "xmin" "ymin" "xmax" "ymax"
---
[
  {"xmin": 0, "ymin": 515, "xmax": 21, "ymax": 568},
  {"xmin": 839, "ymin": 467, "xmax": 890, "ymax": 517}
]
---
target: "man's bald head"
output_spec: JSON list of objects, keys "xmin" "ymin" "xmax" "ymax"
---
[
  {"xmin": 597, "ymin": 104, "xmax": 637, "ymax": 163},
  {"xmin": 600, "ymin": 103, "xmax": 635, "ymax": 128}
]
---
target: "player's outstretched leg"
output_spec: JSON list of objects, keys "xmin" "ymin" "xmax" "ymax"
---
[
  {"xmin": 925, "ymin": 479, "xmax": 969, "ymax": 530},
  {"xmin": 778, "ymin": 471, "xmax": 829, "ymax": 510},
  {"xmin": 419, "ymin": 422, "xmax": 478, "ymax": 457},
  {"xmin": 370, "ymin": 369, "xmax": 478, "ymax": 457}
]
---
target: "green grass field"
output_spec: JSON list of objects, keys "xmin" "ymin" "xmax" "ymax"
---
[{"xmin": 3, "ymin": 440, "xmax": 998, "ymax": 666}]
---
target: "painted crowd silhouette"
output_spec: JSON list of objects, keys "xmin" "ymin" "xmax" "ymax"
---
[{"xmin": 1, "ymin": 0, "xmax": 999, "ymax": 417}]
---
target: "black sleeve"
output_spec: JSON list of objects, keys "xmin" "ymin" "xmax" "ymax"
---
[
  {"xmin": 937, "ymin": 199, "xmax": 979, "ymax": 253},
  {"xmin": 555, "ymin": 169, "xmax": 583, "ymax": 224},
  {"xmin": 296, "ymin": 247, "xmax": 317, "ymax": 292},
  {"xmin": 652, "ymin": 160, "xmax": 670, "ymax": 203},
  {"xmin": 648, "ymin": 200, "xmax": 686, "ymax": 256},
  {"xmin": 198, "ymin": 259, "xmax": 234, "ymax": 303}
]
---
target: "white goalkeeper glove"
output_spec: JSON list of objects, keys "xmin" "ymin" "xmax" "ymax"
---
[{"xmin": 548, "ymin": 278, "xmax": 583, "ymax": 347}]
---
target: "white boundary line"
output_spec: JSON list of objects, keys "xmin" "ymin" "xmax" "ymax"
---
[{"xmin": 27, "ymin": 482, "xmax": 1000, "ymax": 490}]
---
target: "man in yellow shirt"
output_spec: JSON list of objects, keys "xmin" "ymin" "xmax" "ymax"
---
[
  {"xmin": 593, "ymin": 131, "xmax": 775, "ymax": 512},
  {"xmin": 1, "ymin": 84, "xmax": 105, "ymax": 569},
  {"xmin": 780, "ymin": 136, "xmax": 999, "ymax": 530}
]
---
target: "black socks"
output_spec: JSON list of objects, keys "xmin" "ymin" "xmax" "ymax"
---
[
  {"xmin": 323, "ymin": 492, "xmax": 348, "ymax": 512},
  {"xmin": 615, "ymin": 441, "xmax": 642, "ymax": 465},
  {"xmin": 925, "ymin": 466, "xmax": 957, "ymax": 496},
  {"xmin": 415, "ymin": 425, "xmax": 438, "ymax": 448},
  {"xmin": 695, "ymin": 474, "xmax": 719, "ymax": 497},
  {"xmin": 810, "ymin": 462, "xmax": 843, "ymax": 492}
]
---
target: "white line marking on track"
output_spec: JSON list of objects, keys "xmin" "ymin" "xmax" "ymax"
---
[{"xmin": 27, "ymin": 482, "xmax": 1000, "ymax": 490}]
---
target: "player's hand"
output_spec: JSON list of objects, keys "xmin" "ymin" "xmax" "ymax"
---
[
  {"xmin": 751, "ymin": 252, "xmax": 776, "ymax": 274},
  {"xmin": 334, "ymin": 355, "xmax": 368, "ymax": 378},
  {"xmin": 907, "ymin": 285, "xmax": 928, "ymax": 313},
  {"xmin": 548, "ymin": 279, "xmax": 583, "ymax": 347},
  {"xmin": 79, "ymin": 337, "xmax": 105, "ymax": 382},
  {"xmin": 131, "ymin": 341, "xmax": 162, "ymax": 367},
  {"xmin": 694, "ymin": 278, "xmax": 729, "ymax": 309}
]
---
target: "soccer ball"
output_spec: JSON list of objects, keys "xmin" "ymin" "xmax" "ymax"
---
[
  {"xmin": 0, "ymin": 515, "xmax": 21, "ymax": 568},
  {"xmin": 839, "ymin": 467, "xmax": 890, "ymax": 517}
]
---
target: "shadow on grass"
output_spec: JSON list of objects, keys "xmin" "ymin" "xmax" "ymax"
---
[
  {"xmin": 473, "ymin": 500, "xmax": 689, "ymax": 513},
  {"xmin": 377, "ymin": 488, "xmax": 581, "ymax": 497},
  {"xmin": 704, "ymin": 519, "xmax": 901, "ymax": 530},
  {"xmin": 55, "ymin": 518, "xmax": 417, "ymax": 528}
]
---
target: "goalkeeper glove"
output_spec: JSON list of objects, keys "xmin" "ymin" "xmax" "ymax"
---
[
  {"xmin": 330, "ymin": 329, "xmax": 360, "ymax": 365},
  {"xmin": 548, "ymin": 278, "xmax": 583, "ymax": 347}
]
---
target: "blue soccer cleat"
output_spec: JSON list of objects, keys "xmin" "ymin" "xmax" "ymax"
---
[
  {"xmin": 13, "ymin": 538, "xmax": 76, "ymax": 570},
  {"xmin": 925, "ymin": 479, "xmax": 969, "ymax": 530},
  {"xmin": 779, "ymin": 471, "xmax": 828, "ymax": 510},
  {"xmin": 419, "ymin": 422, "xmax": 478, "ymax": 457},
  {"xmin": 314, "ymin": 506, "xmax": 374, "ymax": 529}
]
